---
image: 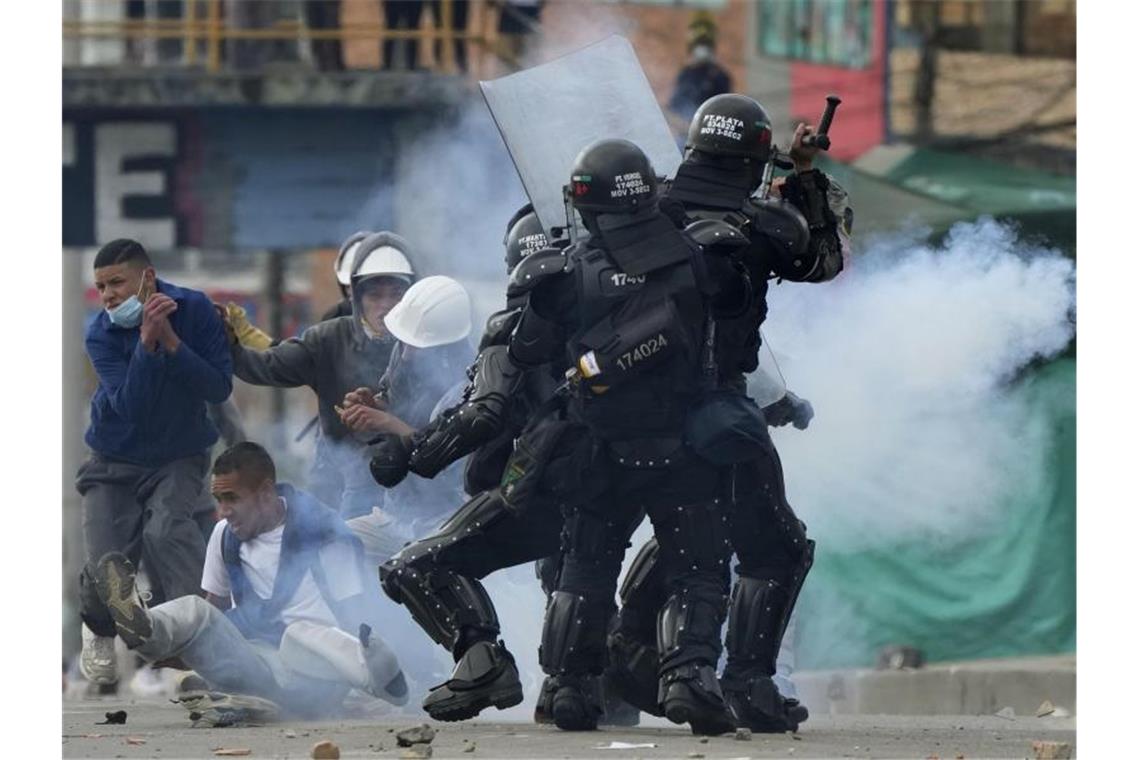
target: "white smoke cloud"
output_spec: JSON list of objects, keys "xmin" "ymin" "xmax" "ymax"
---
[{"xmin": 761, "ymin": 218, "xmax": 1075, "ymax": 551}]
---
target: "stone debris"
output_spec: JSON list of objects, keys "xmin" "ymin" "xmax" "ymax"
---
[
  {"xmin": 400, "ymin": 745, "xmax": 433, "ymax": 759},
  {"xmin": 686, "ymin": 754, "xmax": 705, "ymax": 759},
  {"xmin": 596, "ymin": 742, "xmax": 659, "ymax": 750},
  {"xmin": 212, "ymin": 750, "xmax": 252, "ymax": 757},
  {"xmin": 1031, "ymin": 740, "xmax": 1072, "ymax": 760},
  {"xmin": 463, "ymin": 741, "xmax": 476, "ymax": 753},
  {"xmin": 125, "ymin": 737, "xmax": 146, "ymax": 745},
  {"xmin": 698, "ymin": 737, "xmax": 709, "ymax": 743},
  {"xmin": 994, "ymin": 706, "xmax": 1016, "ymax": 720},
  {"xmin": 1036, "ymin": 700, "xmax": 1056, "ymax": 717},
  {"xmin": 284, "ymin": 730, "xmax": 297, "ymax": 739},
  {"xmin": 734, "ymin": 728, "xmax": 752, "ymax": 741},
  {"xmin": 397, "ymin": 724, "xmax": 437, "ymax": 747},
  {"xmin": 311, "ymin": 739, "xmax": 341, "ymax": 759},
  {"xmin": 98, "ymin": 710, "xmax": 128, "ymax": 725}
]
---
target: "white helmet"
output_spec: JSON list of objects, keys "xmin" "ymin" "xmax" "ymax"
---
[
  {"xmin": 335, "ymin": 231, "xmax": 370, "ymax": 286},
  {"xmin": 351, "ymin": 231, "xmax": 416, "ymax": 284},
  {"xmin": 383, "ymin": 275, "xmax": 472, "ymax": 349}
]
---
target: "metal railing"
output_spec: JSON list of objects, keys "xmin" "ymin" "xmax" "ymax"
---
[{"xmin": 62, "ymin": 0, "xmax": 526, "ymax": 75}]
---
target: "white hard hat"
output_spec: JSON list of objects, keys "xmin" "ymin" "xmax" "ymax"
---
[
  {"xmin": 352, "ymin": 231, "xmax": 416, "ymax": 283},
  {"xmin": 383, "ymin": 275, "xmax": 472, "ymax": 349},
  {"xmin": 335, "ymin": 231, "xmax": 370, "ymax": 286}
]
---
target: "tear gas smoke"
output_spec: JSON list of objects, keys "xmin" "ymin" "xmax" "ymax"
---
[
  {"xmin": 762, "ymin": 218, "xmax": 1075, "ymax": 551},
  {"xmin": 330, "ymin": 32, "xmax": 1074, "ymax": 712}
]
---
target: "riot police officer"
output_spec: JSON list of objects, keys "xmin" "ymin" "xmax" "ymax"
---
[
  {"xmin": 374, "ymin": 209, "xmax": 574, "ymax": 724},
  {"xmin": 606, "ymin": 93, "xmax": 852, "ymax": 733},
  {"xmin": 499, "ymin": 138, "xmax": 758, "ymax": 734}
]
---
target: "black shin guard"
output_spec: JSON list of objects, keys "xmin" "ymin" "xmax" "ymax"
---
[
  {"xmin": 379, "ymin": 492, "xmax": 507, "ymax": 654},
  {"xmin": 723, "ymin": 540, "xmax": 814, "ymax": 682}
]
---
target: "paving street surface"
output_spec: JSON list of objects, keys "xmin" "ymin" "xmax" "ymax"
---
[{"xmin": 63, "ymin": 697, "xmax": 1076, "ymax": 758}]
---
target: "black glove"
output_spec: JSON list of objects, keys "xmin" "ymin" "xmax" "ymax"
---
[
  {"xmin": 763, "ymin": 391, "xmax": 814, "ymax": 430},
  {"xmin": 369, "ymin": 434, "xmax": 413, "ymax": 487}
]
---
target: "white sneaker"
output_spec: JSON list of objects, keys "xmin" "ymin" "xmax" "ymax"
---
[{"xmin": 79, "ymin": 623, "xmax": 118, "ymax": 685}]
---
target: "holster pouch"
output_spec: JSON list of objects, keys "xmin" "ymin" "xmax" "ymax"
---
[
  {"xmin": 500, "ymin": 417, "xmax": 577, "ymax": 512},
  {"xmin": 684, "ymin": 389, "xmax": 772, "ymax": 465}
]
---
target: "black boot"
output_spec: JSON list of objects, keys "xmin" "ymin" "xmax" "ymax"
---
[
  {"xmin": 659, "ymin": 663, "xmax": 737, "ymax": 736},
  {"xmin": 422, "ymin": 640, "xmax": 523, "ymax": 722},
  {"xmin": 604, "ymin": 629, "xmax": 662, "ymax": 717},
  {"xmin": 722, "ymin": 674, "xmax": 809, "ymax": 733},
  {"xmin": 548, "ymin": 674, "xmax": 603, "ymax": 731},
  {"xmin": 533, "ymin": 676, "xmax": 556, "ymax": 725},
  {"xmin": 599, "ymin": 670, "xmax": 641, "ymax": 727}
]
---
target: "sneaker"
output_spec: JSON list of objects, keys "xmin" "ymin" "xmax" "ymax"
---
[
  {"xmin": 79, "ymin": 623, "xmax": 119, "ymax": 685},
  {"xmin": 93, "ymin": 553, "xmax": 152, "ymax": 649},
  {"xmin": 422, "ymin": 640, "xmax": 523, "ymax": 722},
  {"xmin": 175, "ymin": 690, "xmax": 281, "ymax": 727}
]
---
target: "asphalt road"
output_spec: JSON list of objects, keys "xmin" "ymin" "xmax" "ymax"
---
[{"xmin": 63, "ymin": 697, "xmax": 1076, "ymax": 759}]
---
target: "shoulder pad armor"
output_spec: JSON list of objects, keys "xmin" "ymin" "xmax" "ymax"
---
[
  {"xmin": 742, "ymin": 196, "xmax": 810, "ymax": 258},
  {"xmin": 478, "ymin": 307, "xmax": 523, "ymax": 351},
  {"xmin": 506, "ymin": 247, "xmax": 569, "ymax": 299},
  {"xmin": 684, "ymin": 218, "xmax": 749, "ymax": 253}
]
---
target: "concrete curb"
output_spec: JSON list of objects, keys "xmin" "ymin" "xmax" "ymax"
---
[{"xmin": 792, "ymin": 654, "xmax": 1076, "ymax": 717}]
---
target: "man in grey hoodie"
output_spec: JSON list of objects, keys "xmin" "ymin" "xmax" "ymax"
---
[{"xmin": 224, "ymin": 231, "xmax": 415, "ymax": 520}]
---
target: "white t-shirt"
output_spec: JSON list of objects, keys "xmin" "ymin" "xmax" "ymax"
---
[{"xmin": 201, "ymin": 499, "xmax": 364, "ymax": 629}]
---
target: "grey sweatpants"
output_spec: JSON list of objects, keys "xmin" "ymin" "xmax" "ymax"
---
[
  {"xmin": 77, "ymin": 452, "xmax": 210, "ymax": 637},
  {"xmin": 139, "ymin": 596, "xmax": 402, "ymax": 716}
]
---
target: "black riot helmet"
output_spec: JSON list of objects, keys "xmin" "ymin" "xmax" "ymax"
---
[
  {"xmin": 568, "ymin": 139, "xmax": 658, "ymax": 215},
  {"xmin": 686, "ymin": 94, "xmax": 773, "ymax": 163},
  {"xmin": 504, "ymin": 211, "xmax": 549, "ymax": 271}
]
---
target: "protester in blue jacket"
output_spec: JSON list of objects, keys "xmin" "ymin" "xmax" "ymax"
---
[{"xmin": 77, "ymin": 238, "xmax": 233, "ymax": 688}]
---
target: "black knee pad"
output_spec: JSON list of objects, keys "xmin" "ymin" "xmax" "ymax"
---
[
  {"xmin": 614, "ymin": 537, "xmax": 665, "ymax": 646},
  {"xmin": 618, "ymin": 538, "xmax": 661, "ymax": 605},
  {"xmin": 379, "ymin": 491, "xmax": 510, "ymax": 651},
  {"xmin": 380, "ymin": 558, "xmax": 499, "ymax": 651},
  {"xmin": 535, "ymin": 554, "xmax": 562, "ymax": 598}
]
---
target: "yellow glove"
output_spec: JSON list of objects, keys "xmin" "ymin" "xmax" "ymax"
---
[{"xmin": 224, "ymin": 302, "xmax": 274, "ymax": 350}]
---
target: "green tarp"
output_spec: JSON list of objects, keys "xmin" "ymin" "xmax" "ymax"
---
[
  {"xmin": 831, "ymin": 146, "xmax": 1076, "ymax": 252},
  {"xmin": 796, "ymin": 358, "xmax": 1076, "ymax": 669}
]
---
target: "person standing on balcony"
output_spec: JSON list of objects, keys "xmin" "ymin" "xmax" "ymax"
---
[
  {"xmin": 305, "ymin": 0, "xmax": 345, "ymax": 71},
  {"xmin": 430, "ymin": 0, "xmax": 469, "ymax": 72},
  {"xmin": 383, "ymin": 0, "xmax": 425, "ymax": 70},
  {"xmin": 668, "ymin": 13, "xmax": 733, "ymax": 127}
]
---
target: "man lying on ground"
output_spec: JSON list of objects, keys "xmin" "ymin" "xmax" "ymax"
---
[{"xmin": 93, "ymin": 441, "xmax": 409, "ymax": 719}]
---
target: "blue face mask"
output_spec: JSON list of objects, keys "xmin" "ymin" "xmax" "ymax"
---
[{"xmin": 106, "ymin": 280, "xmax": 147, "ymax": 329}]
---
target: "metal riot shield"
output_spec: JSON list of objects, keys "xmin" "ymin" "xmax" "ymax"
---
[{"xmin": 479, "ymin": 35, "xmax": 682, "ymax": 240}]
